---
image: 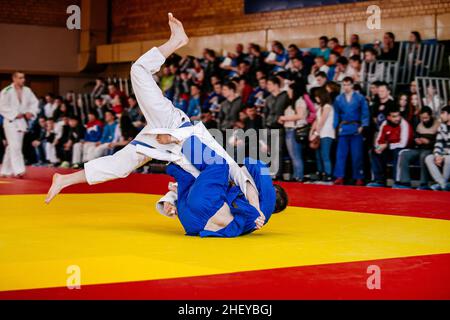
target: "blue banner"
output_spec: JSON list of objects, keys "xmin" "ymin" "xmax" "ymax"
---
[{"xmin": 244, "ymin": 0, "xmax": 368, "ymax": 14}]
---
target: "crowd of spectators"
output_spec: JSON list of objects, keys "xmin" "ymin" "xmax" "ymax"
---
[{"xmin": 1, "ymin": 30, "xmax": 449, "ymax": 190}]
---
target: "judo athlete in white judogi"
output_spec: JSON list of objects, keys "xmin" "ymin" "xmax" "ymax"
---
[
  {"xmin": 45, "ymin": 13, "xmax": 287, "ymax": 235},
  {"xmin": 0, "ymin": 72, "xmax": 39, "ymax": 177}
]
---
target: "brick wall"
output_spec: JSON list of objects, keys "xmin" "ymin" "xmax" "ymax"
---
[
  {"xmin": 111, "ymin": 0, "xmax": 450, "ymax": 43},
  {"xmin": 0, "ymin": 0, "xmax": 80, "ymax": 27}
]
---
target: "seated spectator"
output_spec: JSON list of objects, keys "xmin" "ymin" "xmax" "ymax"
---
[
  {"xmin": 348, "ymin": 55, "xmax": 362, "ymax": 82},
  {"xmin": 378, "ymin": 32, "xmax": 399, "ymax": 61},
  {"xmin": 201, "ymin": 111, "xmax": 218, "ymax": 130},
  {"xmin": 362, "ymin": 48, "xmax": 383, "ymax": 83},
  {"xmin": 203, "ymin": 81, "xmax": 224, "ymax": 113},
  {"xmin": 111, "ymin": 95, "xmax": 124, "ymax": 115},
  {"xmin": 219, "ymin": 51, "xmax": 238, "ymax": 78},
  {"xmin": 248, "ymin": 77, "xmax": 270, "ymax": 110},
  {"xmin": 30, "ymin": 116, "xmax": 47, "ymax": 166},
  {"xmin": 425, "ymin": 106, "xmax": 450, "ymax": 191},
  {"xmin": 423, "ymin": 85, "xmax": 445, "ymax": 119},
  {"xmin": 127, "ymin": 95, "xmax": 145, "ymax": 129},
  {"xmin": 326, "ymin": 51, "xmax": 340, "ymax": 77},
  {"xmin": 43, "ymin": 93, "xmax": 57, "ymax": 119},
  {"xmin": 109, "ymin": 112, "xmax": 138, "ymax": 153},
  {"xmin": 310, "ymin": 87, "xmax": 335, "ymax": 182},
  {"xmin": 160, "ymin": 65, "xmax": 175, "ymax": 99},
  {"xmin": 367, "ymin": 106, "xmax": 413, "ymax": 187},
  {"xmin": 397, "ymin": 93, "xmax": 413, "ymax": 123},
  {"xmin": 59, "ymin": 115, "xmax": 85, "ymax": 168},
  {"xmin": 53, "ymin": 100, "xmax": 72, "ymax": 123},
  {"xmin": 186, "ymin": 84, "xmax": 202, "ymax": 121},
  {"xmin": 371, "ymin": 82, "xmax": 395, "ymax": 131},
  {"xmin": 343, "ymin": 34, "xmax": 360, "ymax": 58},
  {"xmin": 345, "ymin": 43, "xmax": 362, "ymax": 60},
  {"xmin": 410, "ymin": 93, "xmax": 421, "ymax": 128},
  {"xmin": 74, "ymin": 111, "xmax": 103, "ymax": 165},
  {"xmin": 94, "ymin": 96, "xmax": 110, "ymax": 121},
  {"xmin": 288, "ymin": 56, "xmax": 308, "ymax": 84},
  {"xmin": 309, "ymin": 36, "xmax": 331, "ymax": 62},
  {"xmin": 218, "ymin": 82, "xmax": 242, "ymax": 130},
  {"xmin": 43, "ymin": 118, "xmax": 59, "ymax": 166},
  {"xmin": 333, "ymin": 77, "xmax": 369, "ymax": 186},
  {"xmin": 234, "ymin": 43, "xmax": 248, "ymax": 65},
  {"xmin": 328, "ymin": 37, "xmax": 344, "ymax": 56},
  {"xmin": 108, "ymin": 83, "xmax": 126, "ymax": 105},
  {"xmin": 265, "ymin": 41, "xmax": 288, "ymax": 73},
  {"xmin": 279, "ymin": 83, "xmax": 309, "ymax": 182},
  {"xmin": 308, "ymin": 71, "xmax": 328, "ymax": 91},
  {"xmin": 243, "ymin": 105, "xmax": 264, "ymax": 131},
  {"xmin": 308, "ymin": 56, "xmax": 329, "ymax": 84},
  {"xmin": 394, "ymin": 106, "xmax": 439, "ymax": 190},
  {"xmin": 247, "ymin": 43, "xmax": 267, "ymax": 80},
  {"xmin": 188, "ymin": 58, "xmax": 205, "ymax": 87},
  {"xmin": 88, "ymin": 111, "xmax": 118, "ymax": 160},
  {"xmin": 286, "ymin": 44, "xmax": 303, "ymax": 71},
  {"xmin": 332, "ymin": 56, "xmax": 351, "ymax": 82},
  {"xmin": 238, "ymin": 77, "xmax": 253, "ymax": 106}
]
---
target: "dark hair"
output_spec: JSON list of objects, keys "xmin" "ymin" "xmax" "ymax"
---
[
  {"xmin": 88, "ymin": 109, "xmax": 98, "ymax": 118},
  {"xmin": 249, "ymin": 43, "xmax": 261, "ymax": 53},
  {"xmin": 364, "ymin": 47, "xmax": 378, "ymax": 56},
  {"xmin": 420, "ymin": 106, "xmax": 433, "ymax": 116},
  {"xmin": 330, "ymin": 50, "xmax": 341, "ymax": 57},
  {"xmin": 387, "ymin": 105, "xmax": 400, "ymax": 115},
  {"xmin": 441, "ymin": 105, "xmax": 450, "ymax": 114},
  {"xmin": 377, "ymin": 81, "xmax": 391, "ymax": 91},
  {"xmin": 342, "ymin": 76, "xmax": 354, "ymax": 84},
  {"xmin": 129, "ymin": 94, "xmax": 137, "ymax": 101},
  {"xmin": 349, "ymin": 55, "xmax": 362, "ymax": 64},
  {"xmin": 319, "ymin": 36, "xmax": 329, "ymax": 43},
  {"xmin": 223, "ymin": 82, "xmax": 237, "ymax": 92},
  {"xmin": 385, "ymin": 32, "xmax": 395, "ymax": 41},
  {"xmin": 267, "ymin": 76, "xmax": 281, "ymax": 87},
  {"xmin": 330, "ymin": 37, "xmax": 339, "ymax": 43},
  {"xmin": 273, "ymin": 184, "xmax": 288, "ymax": 214},
  {"xmin": 314, "ymin": 87, "xmax": 332, "ymax": 106},
  {"xmin": 411, "ymin": 31, "xmax": 422, "ymax": 44},
  {"xmin": 351, "ymin": 43, "xmax": 361, "ymax": 50},
  {"xmin": 315, "ymin": 71, "xmax": 327, "ymax": 79},
  {"xmin": 336, "ymin": 56, "xmax": 348, "ymax": 66},
  {"xmin": 272, "ymin": 41, "xmax": 284, "ymax": 52}
]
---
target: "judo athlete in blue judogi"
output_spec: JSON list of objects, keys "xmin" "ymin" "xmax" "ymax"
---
[
  {"xmin": 160, "ymin": 135, "xmax": 284, "ymax": 237},
  {"xmin": 333, "ymin": 77, "xmax": 370, "ymax": 184}
]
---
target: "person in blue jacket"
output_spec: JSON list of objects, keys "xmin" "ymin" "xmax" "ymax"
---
[
  {"xmin": 163, "ymin": 135, "xmax": 287, "ymax": 237},
  {"xmin": 333, "ymin": 77, "xmax": 370, "ymax": 186}
]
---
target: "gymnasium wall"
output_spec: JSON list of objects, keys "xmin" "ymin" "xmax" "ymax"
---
[{"xmin": 98, "ymin": 0, "xmax": 450, "ymax": 65}]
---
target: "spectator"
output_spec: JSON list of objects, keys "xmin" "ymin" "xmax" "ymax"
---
[
  {"xmin": 397, "ymin": 93, "xmax": 413, "ymax": 122},
  {"xmin": 423, "ymin": 85, "xmax": 444, "ymax": 118},
  {"xmin": 265, "ymin": 41, "xmax": 288, "ymax": 73},
  {"xmin": 329, "ymin": 37, "xmax": 344, "ymax": 56},
  {"xmin": 43, "ymin": 118, "xmax": 59, "ymax": 166},
  {"xmin": 247, "ymin": 43, "xmax": 267, "ymax": 79},
  {"xmin": 333, "ymin": 56, "xmax": 351, "ymax": 82},
  {"xmin": 74, "ymin": 111, "xmax": 103, "ymax": 164},
  {"xmin": 343, "ymin": 34, "xmax": 360, "ymax": 58},
  {"xmin": 59, "ymin": 115, "xmax": 84, "ymax": 168},
  {"xmin": 201, "ymin": 111, "xmax": 218, "ymax": 130},
  {"xmin": 327, "ymin": 51, "xmax": 340, "ymax": 77},
  {"xmin": 308, "ymin": 71, "xmax": 328, "ymax": 91},
  {"xmin": 219, "ymin": 82, "xmax": 242, "ymax": 130},
  {"xmin": 160, "ymin": 65, "xmax": 175, "ymax": 99},
  {"xmin": 371, "ymin": 82, "xmax": 395, "ymax": 131},
  {"xmin": 348, "ymin": 55, "xmax": 362, "ymax": 82},
  {"xmin": 187, "ymin": 84, "xmax": 202, "ymax": 121},
  {"xmin": 127, "ymin": 95, "xmax": 145, "ymax": 129},
  {"xmin": 203, "ymin": 81, "xmax": 224, "ymax": 113},
  {"xmin": 238, "ymin": 77, "xmax": 253, "ymax": 106},
  {"xmin": 279, "ymin": 83, "xmax": 309, "ymax": 181},
  {"xmin": 425, "ymin": 106, "xmax": 450, "ymax": 191},
  {"xmin": 248, "ymin": 77, "xmax": 269, "ymax": 109},
  {"xmin": 379, "ymin": 32, "xmax": 399, "ymax": 61},
  {"xmin": 88, "ymin": 110, "xmax": 118, "ymax": 160},
  {"xmin": 310, "ymin": 87, "xmax": 335, "ymax": 182},
  {"xmin": 368, "ymin": 106, "xmax": 413, "ymax": 187},
  {"xmin": 394, "ymin": 106, "xmax": 440, "ymax": 189},
  {"xmin": 43, "ymin": 93, "xmax": 57, "ymax": 119},
  {"xmin": 333, "ymin": 77, "xmax": 370, "ymax": 186},
  {"xmin": 91, "ymin": 77, "xmax": 107, "ymax": 99},
  {"xmin": 30, "ymin": 116, "xmax": 47, "ymax": 166},
  {"xmin": 308, "ymin": 56, "xmax": 329, "ymax": 85},
  {"xmin": 309, "ymin": 36, "xmax": 331, "ymax": 62},
  {"xmin": 109, "ymin": 112, "xmax": 138, "ymax": 153},
  {"xmin": 265, "ymin": 76, "xmax": 289, "ymax": 178},
  {"xmin": 286, "ymin": 44, "xmax": 303, "ymax": 71},
  {"xmin": 94, "ymin": 96, "xmax": 110, "ymax": 121}
]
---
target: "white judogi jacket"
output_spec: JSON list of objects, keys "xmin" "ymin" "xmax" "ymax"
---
[
  {"xmin": 0, "ymin": 84, "xmax": 39, "ymax": 132},
  {"xmin": 134, "ymin": 122, "xmax": 258, "ymax": 217}
]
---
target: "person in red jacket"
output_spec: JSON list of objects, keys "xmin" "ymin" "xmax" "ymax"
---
[{"xmin": 367, "ymin": 106, "xmax": 413, "ymax": 187}]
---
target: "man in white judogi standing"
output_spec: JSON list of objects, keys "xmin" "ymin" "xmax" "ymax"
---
[{"xmin": 0, "ymin": 72, "xmax": 39, "ymax": 177}]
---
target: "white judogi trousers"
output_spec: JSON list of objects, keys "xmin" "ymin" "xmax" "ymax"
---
[
  {"xmin": 1, "ymin": 121, "xmax": 25, "ymax": 175},
  {"xmin": 84, "ymin": 47, "xmax": 190, "ymax": 184},
  {"xmin": 83, "ymin": 47, "xmax": 257, "ymax": 207}
]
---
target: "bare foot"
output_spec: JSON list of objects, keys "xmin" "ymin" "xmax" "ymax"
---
[
  {"xmin": 45, "ymin": 173, "xmax": 65, "ymax": 204},
  {"xmin": 168, "ymin": 12, "xmax": 189, "ymax": 50}
]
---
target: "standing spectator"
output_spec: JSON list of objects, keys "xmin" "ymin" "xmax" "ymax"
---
[
  {"xmin": 91, "ymin": 77, "xmax": 107, "ymax": 99},
  {"xmin": 310, "ymin": 88, "xmax": 335, "ymax": 182},
  {"xmin": 425, "ymin": 106, "xmax": 450, "ymax": 191},
  {"xmin": 333, "ymin": 77, "xmax": 370, "ymax": 186},
  {"xmin": 367, "ymin": 107, "xmax": 413, "ymax": 187},
  {"xmin": 219, "ymin": 82, "xmax": 242, "ymax": 130},
  {"xmin": 265, "ymin": 76, "xmax": 289, "ymax": 179},
  {"xmin": 394, "ymin": 106, "xmax": 439, "ymax": 189},
  {"xmin": 279, "ymin": 83, "xmax": 309, "ymax": 181},
  {"xmin": 0, "ymin": 71, "xmax": 39, "ymax": 177}
]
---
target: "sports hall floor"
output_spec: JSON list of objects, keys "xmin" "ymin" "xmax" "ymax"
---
[{"xmin": 0, "ymin": 167, "xmax": 449, "ymax": 300}]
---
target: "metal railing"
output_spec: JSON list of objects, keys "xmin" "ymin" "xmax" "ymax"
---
[
  {"xmin": 106, "ymin": 77, "xmax": 133, "ymax": 96},
  {"xmin": 416, "ymin": 76, "xmax": 450, "ymax": 116},
  {"xmin": 397, "ymin": 42, "xmax": 445, "ymax": 85},
  {"xmin": 360, "ymin": 60, "xmax": 399, "ymax": 95}
]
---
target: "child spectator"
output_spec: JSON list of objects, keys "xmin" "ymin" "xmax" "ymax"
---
[{"xmin": 79, "ymin": 111, "xmax": 104, "ymax": 163}]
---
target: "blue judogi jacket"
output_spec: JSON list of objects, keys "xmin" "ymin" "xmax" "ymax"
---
[
  {"xmin": 333, "ymin": 92, "xmax": 370, "ymax": 136},
  {"xmin": 167, "ymin": 135, "xmax": 276, "ymax": 238}
]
